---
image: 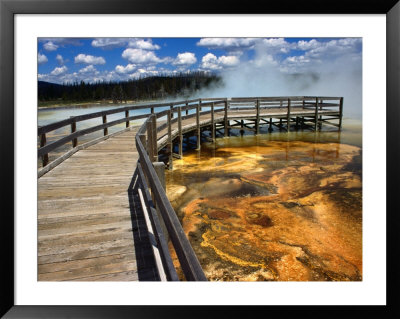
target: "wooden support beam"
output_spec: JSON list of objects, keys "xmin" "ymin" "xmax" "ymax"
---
[
  {"xmin": 102, "ymin": 114, "xmax": 108, "ymax": 136},
  {"xmin": 151, "ymin": 107, "xmax": 154, "ymax": 114},
  {"xmin": 152, "ymin": 161, "xmax": 169, "ymax": 243},
  {"xmin": 178, "ymin": 106, "xmax": 183, "ymax": 158},
  {"xmin": 40, "ymin": 133, "xmax": 49, "ymax": 167},
  {"xmin": 211, "ymin": 102, "xmax": 215, "ymax": 142},
  {"xmin": 268, "ymin": 117, "xmax": 273, "ymax": 132},
  {"xmin": 315, "ymin": 97, "xmax": 319, "ymax": 131},
  {"xmin": 70, "ymin": 117, "xmax": 77, "ymax": 148},
  {"xmin": 167, "ymin": 109, "xmax": 173, "ymax": 170},
  {"xmin": 170, "ymin": 104, "xmax": 174, "ymax": 119},
  {"xmin": 256, "ymin": 99, "xmax": 260, "ymax": 134},
  {"xmin": 287, "ymin": 98, "xmax": 291, "ymax": 131},
  {"xmin": 185, "ymin": 102, "xmax": 189, "ymax": 116},
  {"xmin": 224, "ymin": 99, "xmax": 228, "ymax": 137},
  {"xmin": 146, "ymin": 120, "xmax": 155, "ymax": 162},
  {"xmin": 125, "ymin": 110, "xmax": 130, "ymax": 128},
  {"xmin": 196, "ymin": 102, "xmax": 201, "ymax": 150},
  {"xmin": 151, "ymin": 115, "xmax": 158, "ymax": 162},
  {"xmin": 339, "ymin": 97, "xmax": 344, "ymax": 129}
]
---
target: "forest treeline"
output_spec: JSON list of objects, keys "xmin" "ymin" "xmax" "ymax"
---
[{"xmin": 38, "ymin": 72, "xmax": 222, "ymax": 104}]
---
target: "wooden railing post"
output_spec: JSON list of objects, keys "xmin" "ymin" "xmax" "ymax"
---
[
  {"xmin": 185, "ymin": 101, "xmax": 189, "ymax": 116},
  {"xmin": 256, "ymin": 99, "xmax": 260, "ymax": 135},
  {"xmin": 287, "ymin": 98, "xmax": 291, "ymax": 131},
  {"xmin": 138, "ymin": 132, "xmax": 149, "ymax": 187},
  {"xmin": 139, "ymin": 133, "xmax": 147, "ymax": 152},
  {"xmin": 315, "ymin": 97, "xmax": 319, "ymax": 131},
  {"xmin": 147, "ymin": 120, "xmax": 155, "ymax": 162},
  {"xmin": 102, "ymin": 114, "xmax": 108, "ymax": 136},
  {"xmin": 224, "ymin": 98, "xmax": 228, "ymax": 137},
  {"xmin": 40, "ymin": 133, "xmax": 49, "ymax": 167},
  {"xmin": 167, "ymin": 109, "xmax": 173, "ymax": 170},
  {"xmin": 196, "ymin": 102, "xmax": 201, "ymax": 150},
  {"xmin": 70, "ymin": 116, "xmax": 77, "ymax": 148},
  {"xmin": 170, "ymin": 104, "xmax": 174, "ymax": 119},
  {"xmin": 178, "ymin": 106, "xmax": 183, "ymax": 158},
  {"xmin": 125, "ymin": 110, "xmax": 130, "ymax": 128},
  {"xmin": 151, "ymin": 115, "xmax": 157, "ymax": 162},
  {"xmin": 211, "ymin": 102, "xmax": 215, "ymax": 142},
  {"xmin": 199, "ymin": 98, "xmax": 202, "ymax": 112},
  {"xmin": 339, "ymin": 97, "xmax": 344, "ymax": 129},
  {"xmin": 151, "ymin": 107, "xmax": 154, "ymax": 114},
  {"xmin": 153, "ymin": 161, "xmax": 169, "ymax": 242}
]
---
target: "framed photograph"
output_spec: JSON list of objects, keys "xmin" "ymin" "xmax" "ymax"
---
[{"xmin": 1, "ymin": 0, "xmax": 399, "ymax": 317}]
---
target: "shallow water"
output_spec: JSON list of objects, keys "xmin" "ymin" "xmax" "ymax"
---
[{"xmin": 166, "ymin": 119, "xmax": 362, "ymax": 281}]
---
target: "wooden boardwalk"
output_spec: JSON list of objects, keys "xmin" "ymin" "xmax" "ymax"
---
[
  {"xmin": 37, "ymin": 96, "xmax": 342, "ymax": 281},
  {"xmin": 38, "ymin": 127, "xmax": 159, "ymax": 281}
]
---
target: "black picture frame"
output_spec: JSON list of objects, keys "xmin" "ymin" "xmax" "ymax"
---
[{"xmin": 1, "ymin": 0, "xmax": 399, "ymax": 317}]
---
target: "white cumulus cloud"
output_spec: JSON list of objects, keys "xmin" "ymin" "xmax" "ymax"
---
[
  {"xmin": 50, "ymin": 66, "xmax": 68, "ymax": 76},
  {"xmin": 172, "ymin": 52, "xmax": 197, "ymax": 66},
  {"xmin": 121, "ymin": 48, "xmax": 163, "ymax": 65},
  {"xmin": 56, "ymin": 54, "xmax": 64, "ymax": 65},
  {"xmin": 91, "ymin": 38, "xmax": 127, "ymax": 49},
  {"xmin": 79, "ymin": 65, "xmax": 98, "ymax": 74},
  {"xmin": 115, "ymin": 64, "xmax": 137, "ymax": 74},
  {"xmin": 91, "ymin": 38, "xmax": 161, "ymax": 50},
  {"xmin": 197, "ymin": 38, "xmax": 258, "ymax": 51},
  {"xmin": 74, "ymin": 54, "xmax": 106, "ymax": 65},
  {"xmin": 43, "ymin": 41, "xmax": 59, "ymax": 51},
  {"xmin": 201, "ymin": 53, "xmax": 239, "ymax": 70},
  {"xmin": 127, "ymin": 39, "xmax": 160, "ymax": 50},
  {"xmin": 38, "ymin": 53, "xmax": 48, "ymax": 64}
]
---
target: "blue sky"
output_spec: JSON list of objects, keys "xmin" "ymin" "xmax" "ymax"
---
[{"xmin": 37, "ymin": 37, "xmax": 362, "ymax": 85}]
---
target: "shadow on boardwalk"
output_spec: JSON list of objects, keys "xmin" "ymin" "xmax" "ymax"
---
[{"xmin": 128, "ymin": 168, "xmax": 160, "ymax": 281}]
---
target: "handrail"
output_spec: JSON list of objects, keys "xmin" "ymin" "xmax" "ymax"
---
[{"xmin": 38, "ymin": 96, "xmax": 342, "ymax": 167}]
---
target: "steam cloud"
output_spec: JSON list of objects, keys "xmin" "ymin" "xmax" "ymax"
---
[{"xmin": 193, "ymin": 39, "xmax": 362, "ymax": 118}]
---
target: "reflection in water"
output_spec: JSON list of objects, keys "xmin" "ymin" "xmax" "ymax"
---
[{"xmin": 166, "ymin": 126, "xmax": 362, "ymax": 281}]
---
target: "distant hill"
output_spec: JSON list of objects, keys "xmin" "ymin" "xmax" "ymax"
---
[{"xmin": 38, "ymin": 72, "xmax": 222, "ymax": 104}]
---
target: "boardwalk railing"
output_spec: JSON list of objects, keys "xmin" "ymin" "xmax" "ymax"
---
[{"xmin": 37, "ymin": 96, "xmax": 343, "ymax": 281}]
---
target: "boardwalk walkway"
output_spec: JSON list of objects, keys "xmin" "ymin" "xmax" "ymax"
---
[
  {"xmin": 37, "ymin": 100, "xmax": 341, "ymax": 281},
  {"xmin": 38, "ymin": 127, "xmax": 159, "ymax": 281}
]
